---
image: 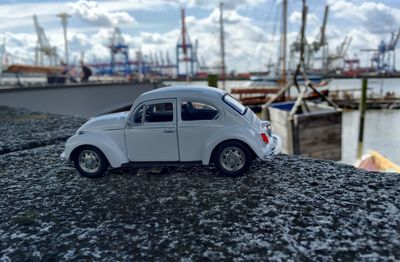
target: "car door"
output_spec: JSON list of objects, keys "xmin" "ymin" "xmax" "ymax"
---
[
  {"xmin": 178, "ymin": 99, "xmax": 224, "ymax": 162},
  {"xmin": 125, "ymin": 99, "xmax": 179, "ymax": 162}
]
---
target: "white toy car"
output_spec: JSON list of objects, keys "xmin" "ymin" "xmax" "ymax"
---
[{"xmin": 61, "ymin": 86, "xmax": 281, "ymax": 177}]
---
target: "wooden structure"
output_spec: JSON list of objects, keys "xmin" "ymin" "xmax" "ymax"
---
[
  {"xmin": 333, "ymin": 97, "xmax": 400, "ymax": 109},
  {"xmin": 267, "ymin": 101, "xmax": 342, "ymax": 160},
  {"xmin": 230, "ymin": 87, "xmax": 329, "ymax": 107},
  {"xmin": 261, "ymin": 76, "xmax": 343, "ymax": 160},
  {"xmin": 231, "ymin": 88, "xmax": 280, "ymax": 106},
  {"xmin": 261, "ymin": 0, "xmax": 342, "ymax": 161},
  {"xmin": 6, "ymin": 64, "xmax": 67, "ymax": 85},
  {"xmin": 6, "ymin": 64, "xmax": 63, "ymax": 74}
]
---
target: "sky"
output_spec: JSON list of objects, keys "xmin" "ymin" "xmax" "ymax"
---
[{"xmin": 0, "ymin": 0, "xmax": 400, "ymax": 73}]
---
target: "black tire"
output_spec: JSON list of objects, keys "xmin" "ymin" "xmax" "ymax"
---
[
  {"xmin": 73, "ymin": 146, "xmax": 109, "ymax": 178},
  {"xmin": 214, "ymin": 141, "xmax": 252, "ymax": 177}
]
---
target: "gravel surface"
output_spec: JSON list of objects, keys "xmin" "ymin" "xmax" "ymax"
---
[
  {"xmin": 0, "ymin": 106, "xmax": 86, "ymax": 155},
  {"xmin": 1, "ymin": 106, "xmax": 400, "ymax": 261}
]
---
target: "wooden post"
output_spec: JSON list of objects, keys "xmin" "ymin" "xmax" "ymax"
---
[
  {"xmin": 357, "ymin": 78, "xmax": 368, "ymax": 158},
  {"xmin": 207, "ymin": 74, "xmax": 218, "ymax": 88},
  {"xmin": 281, "ymin": 0, "xmax": 287, "ymax": 84}
]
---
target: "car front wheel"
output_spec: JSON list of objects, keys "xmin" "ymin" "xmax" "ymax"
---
[
  {"xmin": 215, "ymin": 141, "xmax": 252, "ymax": 176},
  {"xmin": 73, "ymin": 146, "xmax": 109, "ymax": 178}
]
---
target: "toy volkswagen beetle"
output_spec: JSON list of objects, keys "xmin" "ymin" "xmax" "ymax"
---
[{"xmin": 61, "ymin": 86, "xmax": 281, "ymax": 177}]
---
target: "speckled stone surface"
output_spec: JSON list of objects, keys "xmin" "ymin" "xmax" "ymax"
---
[
  {"xmin": 1, "ymin": 106, "xmax": 400, "ymax": 261},
  {"xmin": 0, "ymin": 106, "xmax": 86, "ymax": 155}
]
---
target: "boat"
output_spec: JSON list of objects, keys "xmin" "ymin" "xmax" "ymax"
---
[
  {"xmin": 356, "ymin": 151, "xmax": 400, "ymax": 173},
  {"xmin": 250, "ymin": 74, "xmax": 326, "ymax": 86}
]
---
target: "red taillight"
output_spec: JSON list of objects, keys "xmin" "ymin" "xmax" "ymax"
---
[{"xmin": 261, "ymin": 133, "xmax": 269, "ymax": 144}]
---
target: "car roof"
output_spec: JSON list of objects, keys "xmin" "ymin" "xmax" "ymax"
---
[{"xmin": 136, "ymin": 86, "xmax": 226, "ymax": 104}]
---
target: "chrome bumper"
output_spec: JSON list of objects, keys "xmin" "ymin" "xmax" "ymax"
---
[{"xmin": 264, "ymin": 134, "xmax": 282, "ymax": 158}]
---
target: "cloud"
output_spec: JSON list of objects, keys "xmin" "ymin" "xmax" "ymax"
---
[
  {"xmin": 2, "ymin": 0, "xmax": 400, "ymax": 72},
  {"xmin": 358, "ymin": 2, "xmax": 400, "ymax": 34},
  {"xmin": 165, "ymin": 0, "xmax": 266, "ymax": 10},
  {"xmin": 289, "ymin": 10, "xmax": 302, "ymax": 24},
  {"xmin": 0, "ymin": 33, "xmax": 37, "ymax": 64},
  {"xmin": 91, "ymin": 28, "xmax": 114, "ymax": 44},
  {"xmin": 68, "ymin": 0, "xmax": 137, "ymax": 27},
  {"xmin": 0, "ymin": 3, "xmax": 289, "ymax": 72},
  {"xmin": 101, "ymin": 0, "xmax": 174, "ymax": 11},
  {"xmin": 139, "ymin": 32, "xmax": 167, "ymax": 45},
  {"xmin": 328, "ymin": 0, "xmax": 400, "ymax": 34},
  {"xmin": 289, "ymin": 10, "xmax": 319, "ymax": 28},
  {"xmin": 68, "ymin": 33, "xmax": 92, "ymax": 49},
  {"xmin": 170, "ymin": 7, "xmax": 275, "ymax": 71},
  {"xmin": 320, "ymin": 0, "xmax": 400, "ymax": 66},
  {"xmin": 0, "ymin": 2, "xmax": 66, "ymax": 18}
]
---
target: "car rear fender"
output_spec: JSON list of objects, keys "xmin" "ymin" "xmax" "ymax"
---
[
  {"xmin": 64, "ymin": 132, "xmax": 129, "ymax": 168},
  {"xmin": 201, "ymin": 126, "xmax": 264, "ymax": 165}
]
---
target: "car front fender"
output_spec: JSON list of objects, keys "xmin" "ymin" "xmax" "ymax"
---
[
  {"xmin": 62, "ymin": 132, "xmax": 129, "ymax": 168},
  {"xmin": 201, "ymin": 127, "xmax": 264, "ymax": 165}
]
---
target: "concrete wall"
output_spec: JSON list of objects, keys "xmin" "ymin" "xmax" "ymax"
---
[{"xmin": 0, "ymin": 82, "xmax": 157, "ymax": 118}]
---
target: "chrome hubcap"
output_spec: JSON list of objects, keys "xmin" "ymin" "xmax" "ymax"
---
[
  {"xmin": 220, "ymin": 146, "xmax": 245, "ymax": 172},
  {"xmin": 78, "ymin": 150, "xmax": 100, "ymax": 173}
]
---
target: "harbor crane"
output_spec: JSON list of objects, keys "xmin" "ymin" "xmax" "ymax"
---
[
  {"xmin": 149, "ymin": 52, "xmax": 155, "ymax": 66},
  {"xmin": 33, "ymin": 15, "xmax": 58, "ymax": 66},
  {"xmin": 361, "ymin": 29, "xmax": 400, "ymax": 72},
  {"xmin": 165, "ymin": 51, "xmax": 175, "ymax": 76},
  {"xmin": 154, "ymin": 52, "xmax": 160, "ymax": 67},
  {"xmin": 289, "ymin": 5, "xmax": 330, "ymax": 73},
  {"xmin": 176, "ymin": 8, "xmax": 196, "ymax": 78},
  {"xmin": 158, "ymin": 51, "xmax": 165, "ymax": 66},
  {"xmin": 327, "ymin": 36, "xmax": 352, "ymax": 71},
  {"xmin": 152, "ymin": 51, "xmax": 176, "ymax": 77},
  {"xmin": 57, "ymin": 12, "xmax": 71, "ymax": 66},
  {"xmin": 311, "ymin": 5, "xmax": 329, "ymax": 72},
  {"xmin": 194, "ymin": 39, "xmax": 199, "ymax": 74},
  {"xmin": 166, "ymin": 51, "xmax": 172, "ymax": 66},
  {"xmin": 109, "ymin": 27, "xmax": 130, "ymax": 76},
  {"xmin": 289, "ymin": 6, "xmax": 311, "ymax": 71},
  {"xmin": 155, "ymin": 52, "xmax": 161, "ymax": 74},
  {"xmin": 0, "ymin": 36, "xmax": 7, "ymax": 71}
]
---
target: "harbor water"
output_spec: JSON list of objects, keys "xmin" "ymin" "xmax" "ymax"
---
[{"xmin": 166, "ymin": 79, "xmax": 400, "ymax": 164}]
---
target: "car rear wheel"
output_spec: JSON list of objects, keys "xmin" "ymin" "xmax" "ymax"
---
[
  {"xmin": 215, "ymin": 141, "xmax": 252, "ymax": 176},
  {"xmin": 73, "ymin": 146, "xmax": 109, "ymax": 178}
]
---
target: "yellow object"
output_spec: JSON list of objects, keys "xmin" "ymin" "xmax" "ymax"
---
[{"xmin": 357, "ymin": 150, "xmax": 400, "ymax": 173}]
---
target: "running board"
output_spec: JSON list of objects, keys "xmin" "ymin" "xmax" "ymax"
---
[{"xmin": 124, "ymin": 161, "xmax": 203, "ymax": 167}]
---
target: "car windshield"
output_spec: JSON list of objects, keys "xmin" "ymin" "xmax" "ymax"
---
[{"xmin": 223, "ymin": 94, "xmax": 247, "ymax": 115}]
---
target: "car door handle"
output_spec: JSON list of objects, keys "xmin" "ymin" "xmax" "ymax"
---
[{"xmin": 164, "ymin": 129, "xmax": 175, "ymax": 133}]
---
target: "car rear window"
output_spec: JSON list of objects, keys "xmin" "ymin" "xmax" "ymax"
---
[
  {"xmin": 223, "ymin": 94, "xmax": 247, "ymax": 115},
  {"xmin": 181, "ymin": 101, "xmax": 219, "ymax": 121}
]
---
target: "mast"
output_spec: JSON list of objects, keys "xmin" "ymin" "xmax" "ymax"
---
[
  {"xmin": 57, "ymin": 12, "xmax": 71, "ymax": 66},
  {"xmin": 181, "ymin": 8, "xmax": 190, "ymax": 82},
  {"xmin": 219, "ymin": 2, "xmax": 226, "ymax": 90},
  {"xmin": 281, "ymin": 0, "xmax": 287, "ymax": 83},
  {"xmin": 0, "ymin": 36, "xmax": 5, "ymax": 77}
]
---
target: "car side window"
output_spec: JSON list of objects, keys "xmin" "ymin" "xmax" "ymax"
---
[
  {"xmin": 181, "ymin": 101, "xmax": 219, "ymax": 121},
  {"xmin": 133, "ymin": 105, "xmax": 144, "ymax": 124},
  {"xmin": 145, "ymin": 102, "xmax": 173, "ymax": 123}
]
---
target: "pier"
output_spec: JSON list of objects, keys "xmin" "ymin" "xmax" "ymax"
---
[
  {"xmin": 0, "ymin": 82, "xmax": 157, "ymax": 118},
  {"xmin": 1, "ymin": 106, "xmax": 400, "ymax": 260}
]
